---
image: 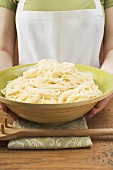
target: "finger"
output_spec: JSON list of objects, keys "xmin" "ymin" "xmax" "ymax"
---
[
  {"xmin": 95, "ymin": 99, "xmax": 109, "ymax": 108},
  {"xmin": 7, "ymin": 110, "xmax": 18, "ymax": 121},
  {"xmin": 85, "ymin": 104, "xmax": 105, "ymax": 118},
  {"xmin": 0, "ymin": 103, "xmax": 18, "ymax": 121},
  {"xmin": 85, "ymin": 108, "xmax": 98, "ymax": 118},
  {"xmin": 0, "ymin": 102, "xmax": 9, "ymax": 112},
  {"xmin": 85, "ymin": 98, "xmax": 111, "ymax": 118}
]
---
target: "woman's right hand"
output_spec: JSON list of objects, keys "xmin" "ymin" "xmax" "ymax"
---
[{"xmin": 0, "ymin": 102, "xmax": 18, "ymax": 121}]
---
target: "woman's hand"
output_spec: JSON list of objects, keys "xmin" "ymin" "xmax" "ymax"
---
[
  {"xmin": 0, "ymin": 102, "xmax": 18, "ymax": 121},
  {"xmin": 85, "ymin": 93, "xmax": 113, "ymax": 118}
]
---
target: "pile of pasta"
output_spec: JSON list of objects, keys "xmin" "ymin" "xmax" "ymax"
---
[{"xmin": 1, "ymin": 59, "xmax": 102, "ymax": 104}]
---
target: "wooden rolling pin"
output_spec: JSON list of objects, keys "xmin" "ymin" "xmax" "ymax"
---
[{"xmin": 0, "ymin": 118, "xmax": 113, "ymax": 141}]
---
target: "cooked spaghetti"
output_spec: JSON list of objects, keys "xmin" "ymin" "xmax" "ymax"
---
[{"xmin": 1, "ymin": 59, "xmax": 102, "ymax": 104}]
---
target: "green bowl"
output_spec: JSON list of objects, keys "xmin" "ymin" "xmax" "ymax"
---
[{"xmin": 0, "ymin": 64, "xmax": 113, "ymax": 124}]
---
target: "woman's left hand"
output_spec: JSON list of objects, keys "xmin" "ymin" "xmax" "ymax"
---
[{"xmin": 85, "ymin": 93, "xmax": 113, "ymax": 118}]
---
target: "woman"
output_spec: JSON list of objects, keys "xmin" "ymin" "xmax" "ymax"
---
[{"xmin": 0, "ymin": 0, "xmax": 113, "ymax": 119}]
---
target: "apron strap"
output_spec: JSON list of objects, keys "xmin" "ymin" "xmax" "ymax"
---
[
  {"xmin": 17, "ymin": 0, "xmax": 26, "ymax": 12},
  {"xmin": 94, "ymin": 0, "xmax": 103, "ymax": 16}
]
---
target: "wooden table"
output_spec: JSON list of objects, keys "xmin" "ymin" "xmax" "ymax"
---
[{"xmin": 0, "ymin": 99, "xmax": 113, "ymax": 170}]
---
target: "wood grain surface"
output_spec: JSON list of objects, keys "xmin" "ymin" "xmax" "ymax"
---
[{"xmin": 0, "ymin": 99, "xmax": 113, "ymax": 170}]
